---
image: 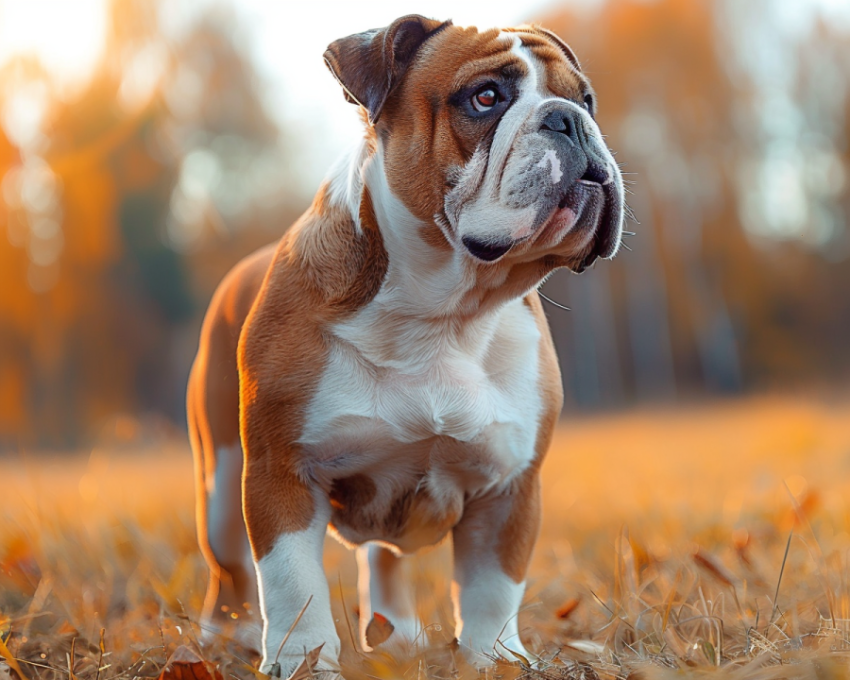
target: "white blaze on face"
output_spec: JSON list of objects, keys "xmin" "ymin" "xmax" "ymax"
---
[
  {"xmin": 535, "ymin": 149, "xmax": 562, "ymax": 184},
  {"xmin": 443, "ymin": 35, "xmax": 544, "ymax": 247}
]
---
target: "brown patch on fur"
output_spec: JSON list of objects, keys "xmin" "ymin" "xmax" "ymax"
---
[
  {"xmin": 512, "ymin": 28, "xmax": 590, "ymax": 109},
  {"xmin": 329, "ymin": 474, "xmax": 378, "ymax": 512},
  {"xmin": 188, "ymin": 244, "xmax": 276, "ymax": 469},
  {"xmin": 496, "ymin": 469, "xmax": 542, "ymax": 583},
  {"xmin": 449, "ymin": 44, "xmax": 525, "ymax": 92},
  {"xmin": 508, "ymin": 25, "xmax": 583, "ymax": 72},
  {"xmin": 330, "ymin": 472, "xmax": 463, "ymax": 552},
  {"xmin": 233, "ymin": 184, "xmax": 387, "ymax": 561},
  {"xmin": 379, "ymin": 26, "xmax": 521, "ymax": 224}
]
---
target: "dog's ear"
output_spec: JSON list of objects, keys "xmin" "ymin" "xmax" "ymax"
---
[{"xmin": 324, "ymin": 15, "xmax": 451, "ymax": 125}]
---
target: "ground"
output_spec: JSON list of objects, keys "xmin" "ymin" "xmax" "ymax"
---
[{"xmin": 2, "ymin": 394, "xmax": 850, "ymax": 679}]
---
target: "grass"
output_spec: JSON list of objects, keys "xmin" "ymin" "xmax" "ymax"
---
[{"xmin": 3, "ymin": 394, "xmax": 850, "ymax": 679}]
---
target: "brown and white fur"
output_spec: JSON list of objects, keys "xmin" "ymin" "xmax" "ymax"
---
[{"xmin": 187, "ymin": 15, "xmax": 624, "ymax": 675}]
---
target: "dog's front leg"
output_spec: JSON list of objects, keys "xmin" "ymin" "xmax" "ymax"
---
[
  {"xmin": 242, "ymin": 453, "xmax": 341, "ymax": 674},
  {"xmin": 356, "ymin": 544, "xmax": 419, "ymax": 652},
  {"xmin": 451, "ymin": 468, "xmax": 540, "ymax": 664}
]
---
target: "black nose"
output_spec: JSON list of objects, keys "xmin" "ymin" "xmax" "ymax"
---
[
  {"xmin": 462, "ymin": 236, "xmax": 512, "ymax": 262},
  {"xmin": 540, "ymin": 106, "xmax": 609, "ymax": 185},
  {"xmin": 540, "ymin": 108, "xmax": 580, "ymax": 144}
]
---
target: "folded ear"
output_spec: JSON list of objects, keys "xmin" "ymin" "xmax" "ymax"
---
[{"xmin": 323, "ymin": 15, "xmax": 451, "ymax": 125}]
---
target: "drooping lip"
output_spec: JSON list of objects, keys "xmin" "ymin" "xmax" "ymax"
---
[
  {"xmin": 458, "ymin": 179, "xmax": 622, "ymax": 267},
  {"xmin": 535, "ymin": 180, "xmax": 602, "ymax": 246},
  {"xmin": 539, "ymin": 178, "xmax": 622, "ymax": 271}
]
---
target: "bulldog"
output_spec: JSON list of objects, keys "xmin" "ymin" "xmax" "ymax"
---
[{"xmin": 187, "ymin": 14, "xmax": 624, "ymax": 674}]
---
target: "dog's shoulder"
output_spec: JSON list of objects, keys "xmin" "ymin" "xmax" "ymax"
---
[{"xmin": 237, "ymin": 183, "xmax": 388, "ymax": 396}]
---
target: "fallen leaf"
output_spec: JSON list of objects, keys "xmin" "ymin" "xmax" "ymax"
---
[
  {"xmin": 497, "ymin": 641, "xmax": 531, "ymax": 666},
  {"xmin": 157, "ymin": 646, "xmax": 222, "ymax": 680},
  {"xmin": 0, "ymin": 634, "xmax": 26, "ymax": 680},
  {"xmin": 556, "ymin": 598, "xmax": 581, "ymax": 620},
  {"xmin": 57, "ymin": 622, "xmax": 79, "ymax": 636},
  {"xmin": 364, "ymin": 613, "xmax": 394, "ymax": 649},
  {"xmin": 692, "ymin": 547, "xmax": 735, "ymax": 588},
  {"xmin": 286, "ymin": 644, "xmax": 324, "ymax": 680}
]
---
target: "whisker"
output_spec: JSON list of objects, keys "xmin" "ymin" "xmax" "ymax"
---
[{"xmin": 538, "ymin": 290, "xmax": 571, "ymax": 312}]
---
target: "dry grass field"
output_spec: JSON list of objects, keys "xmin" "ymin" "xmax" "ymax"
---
[{"xmin": 2, "ymin": 394, "xmax": 850, "ymax": 680}]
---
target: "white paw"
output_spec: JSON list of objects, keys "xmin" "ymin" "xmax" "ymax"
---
[{"xmin": 261, "ymin": 638, "xmax": 341, "ymax": 679}]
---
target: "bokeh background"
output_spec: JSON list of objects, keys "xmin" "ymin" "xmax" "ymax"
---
[{"xmin": 1, "ymin": 0, "xmax": 849, "ymax": 449}]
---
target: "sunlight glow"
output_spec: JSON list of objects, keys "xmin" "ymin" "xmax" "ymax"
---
[{"xmin": 0, "ymin": 0, "xmax": 107, "ymax": 93}]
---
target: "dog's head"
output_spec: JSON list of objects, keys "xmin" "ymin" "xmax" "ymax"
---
[{"xmin": 324, "ymin": 15, "xmax": 624, "ymax": 274}]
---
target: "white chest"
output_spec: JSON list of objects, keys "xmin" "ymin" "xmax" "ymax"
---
[{"xmin": 297, "ymin": 298, "xmax": 544, "ymax": 491}]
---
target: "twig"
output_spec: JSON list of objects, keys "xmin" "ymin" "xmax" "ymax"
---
[
  {"xmin": 769, "ymin": 529, "xmax": 793, "ymax": 628},
  {"xmin": 336, "ymin": 574, "xmax": 363, "ymax": 658},
  {"xmin": 269, "ymin": 595, "xmax": 313, "ymax": 677},
  {"xmin": 95, "ymin": 628, "xmax": 106, "ymax": 680}
]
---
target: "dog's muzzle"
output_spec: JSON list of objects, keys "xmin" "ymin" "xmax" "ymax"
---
[{"xmin": 462, "ymin": 101, "xmax": 623, "ymax": 268}]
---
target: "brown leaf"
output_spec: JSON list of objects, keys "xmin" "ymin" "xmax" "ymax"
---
[
  {"xmin": 0, "ymin": 634, "xmax": 26, "ymax": 680},
  {"xmin": 285, "ymin": 644, "xmax": 324, "ymax": 680},
  {"xmin": 364, "ymin": 613, "xmax": 394, "ymax": 648},
  {"xmin": 692, "ymin": 547, "xmax": 735, "ymax": 588},
  {"xmin": 57, "ymin": 622, "xmax": 79, "ymax": 637},
  {"xmin": 556, "ymin": 598, "xmax": 581, "ymax": 620},
  {"xmin": 157, "ymin": 646, "xmax": 222, "ymax": 680}
]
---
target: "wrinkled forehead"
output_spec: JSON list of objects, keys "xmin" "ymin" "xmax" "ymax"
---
[{"xmin": 411, "ymin": 24, "xmax": 588, "ymax": 99}]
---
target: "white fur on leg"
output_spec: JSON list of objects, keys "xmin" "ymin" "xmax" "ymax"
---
[
  {"xmin": 356, "ymin": 544, "xmax": 420, "ymax": 653},
  {"xmin": 255, "ymin": 500, "xmax": 341, "ymax": 675},
  {"xmin": 452, "ymin": 565, "xmax": 527, "ymax": 664}
]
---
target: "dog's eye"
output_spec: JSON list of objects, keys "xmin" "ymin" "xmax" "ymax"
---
[
  {"xmin": 583, "ymin": 93, "xmax": 594, "ymax": 114},
  {"xmin": 471, "ymin": 87, "xmax": 500, "ymax": 112}
]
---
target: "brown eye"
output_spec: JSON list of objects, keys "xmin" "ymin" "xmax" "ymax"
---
[{"xmin": 472, "ymin": 87, "xmax": 499, "ymax": 112}]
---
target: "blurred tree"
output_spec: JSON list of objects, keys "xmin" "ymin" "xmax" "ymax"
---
[{"xmin": 0, "ymin": 0, "xmax": 301, "ymax": 447}]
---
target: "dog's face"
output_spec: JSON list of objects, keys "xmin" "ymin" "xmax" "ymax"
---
[{"xmin": 325, "ymin": 16, "xmax": 624, "ymax": 273}]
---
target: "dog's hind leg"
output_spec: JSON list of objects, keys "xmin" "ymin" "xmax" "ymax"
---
[
  {"xmin": 205, "ymin": 444, "xmax": 258, "ymax": 622},
  {"xmin": 188, "ymin": 355, "xmax": 259, "ymax": 647},
  {"xmin": 356, "ymin": 544, "xmax": 420, "ymax": 653}
]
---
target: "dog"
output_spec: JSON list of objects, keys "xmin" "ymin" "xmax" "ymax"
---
[{"xmin": 187, "ymin": 14, "xmax": 623, "ymax": 674}]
